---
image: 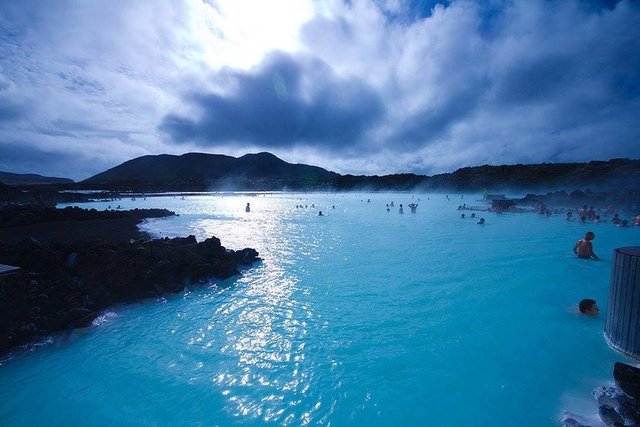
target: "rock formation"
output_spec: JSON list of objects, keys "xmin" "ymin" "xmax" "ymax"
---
[{"xmin": 0, "ymin": 235, "xmax": 259, "ymax": 356}]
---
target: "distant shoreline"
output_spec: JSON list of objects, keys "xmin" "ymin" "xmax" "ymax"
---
[{"xmin": 58, "ymin": 188, "xmax": 640, "ymax": 213}]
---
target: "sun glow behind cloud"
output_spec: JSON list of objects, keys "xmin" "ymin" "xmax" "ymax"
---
[{"xmin": 192, "ymin": 0, "xmax": 314, "ymax": 71}]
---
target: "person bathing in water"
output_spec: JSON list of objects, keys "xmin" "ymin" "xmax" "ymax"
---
[
  {"xmin": 573, "ymin": 231, "xmax": 599, "ymax": 260},
  {"xmin": 578, "ymin": 299, "xmax": 599, "ymax": 315}
]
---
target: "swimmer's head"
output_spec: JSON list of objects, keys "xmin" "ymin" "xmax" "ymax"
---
[
  {"xmin": 584, "ymin": 231, "xmax": 595, "ymax": 240},
  {"xmin": 579, "ymin": 298, "xmax": 599, "ymax": 314}
]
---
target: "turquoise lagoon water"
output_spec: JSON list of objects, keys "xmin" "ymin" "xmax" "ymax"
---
[{"xmin": 1, "ymin": 193, "xmax": 639, "ymax": 426}]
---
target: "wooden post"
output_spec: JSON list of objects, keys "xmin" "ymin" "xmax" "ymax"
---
[{"xmin": 605, "ymin": 247, "xmax": 640, "ymax": 360}]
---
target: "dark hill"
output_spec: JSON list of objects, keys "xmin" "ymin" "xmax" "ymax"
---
[
  {"xmin": 80, "ymin": 152, "xmax": 640, "ymax": 192},
  {"xmin": 424, "ymin": 158, "xmax": 640, "ymax": 191},
  {"xmin": 325, "ymin": 159, "xmax": 640, "ymax": 192},
  {"xmin": 0, "ymin": 171, "xmax": 74, "ymax": 186},
  {"xmin": 81, "ymin": 152, "xmax": 338, "ymax": 191}
]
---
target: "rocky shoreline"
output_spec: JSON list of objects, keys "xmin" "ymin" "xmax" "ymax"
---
[
  {"xmin": 0, "ymin": 206, "xmax": 260, "ymax": 357},
  {"xmin": 0, "ymin": 205, "xmax": 177, "ymax": 245},
  {"xmin": 563, "ymin": 362, "xmax": 640, "ymax": 427},
  {"xmin": 0, "ymin": 205, "xmax": 176, "ymax": 228}
]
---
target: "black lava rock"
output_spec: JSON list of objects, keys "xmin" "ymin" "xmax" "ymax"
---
[
  {"xmin": 614, "ymin": 362, "xmax": 640, "ymax": 401},
  {"xmin": 598, "ymin": 404, "xmax": 625, "ymax": 427},
  {"xmin": 0, "ymin": 235, "xmax": 260, "ymax": 355}
]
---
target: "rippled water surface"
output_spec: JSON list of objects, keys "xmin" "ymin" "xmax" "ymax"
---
[{"xmin": 2, "ymin": 193, "xmax": 639, "ymax": 426}]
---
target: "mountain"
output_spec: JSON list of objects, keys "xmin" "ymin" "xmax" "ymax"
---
[
  {"xmin": 80, "ymin": 152, "xmax": 640, "ymax": 192},
  {"xmin": 81, "ymin": 152, "xmax": 338, "ymax": 191},
  {"xmin": 0, "ymin": 171, "xmax": 74, "ymax": 186}
]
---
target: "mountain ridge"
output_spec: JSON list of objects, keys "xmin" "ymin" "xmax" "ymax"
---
[
  {"xmin": 77, "ymin": 152, "xmax": 640, "ymax": 192},
  {"xmin": 6, "ymin": 152, "xmax": 640, "ymax": 192},
  {"xmin": 0, "ymin": 171, "xmax": 74, "ymax": 186},
  {"xmin": 81, "ymin": 152, "xmax": 338, "ymax": 191}
]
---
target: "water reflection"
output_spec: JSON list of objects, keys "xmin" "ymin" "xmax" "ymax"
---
[{"xmin": 141, "ymin": 195, "xmax": 326, "ymax": 424}]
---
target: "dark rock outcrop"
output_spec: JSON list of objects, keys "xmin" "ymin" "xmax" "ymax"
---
[
  {"xmin": 561, "ymin": 412, "xmax": 592, "ymax": 427},
  {"xmin": 614, "ymin": 362, "xmax": 640, "ymax": 401},
  {"xmin": 0, "ymin": 205, "xmax": 175, "ymax": 229},
  {"xmin": 0, "ymin": 206, "xmax": 178, "ymax": 245},
  {"xmin": 568, "ymin": 365, "xmax": 640, "ymax": 426},
  {"xmin": 592, "ymin": 386, "xmax": 633, "ymax": 409},
  {"xmin": 0, "ymin": 235, "xmax": 260, "ymax": 356},
  {"xmin": 598, "ymin": 404, "xmax": 625, "ymax": 426}
]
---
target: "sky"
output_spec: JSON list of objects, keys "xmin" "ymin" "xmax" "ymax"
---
[{"xmin": 0, "ymin": 0, "xmax": 638, "ymax": 180}]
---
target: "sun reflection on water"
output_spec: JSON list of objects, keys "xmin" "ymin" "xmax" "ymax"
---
[
  {"xmin": 65, "ymin": 193, "xmax": 415, "ymax": 424},
  {"xmin": 144, "ymin": 195, "xmax": 329, "ymax": 424},
  {"xmin": 211, "ymin": 260, "xmax": 325, "ymax": 423}
]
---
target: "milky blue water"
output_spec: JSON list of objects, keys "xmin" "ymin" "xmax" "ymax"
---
[{"xmin": 2, "ymin": 193, "xmax": 639, "ymax": 426}]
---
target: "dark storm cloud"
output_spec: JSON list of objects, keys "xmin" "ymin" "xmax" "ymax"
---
[
  {"xmin": 492, "ymin": 55, "xmax": 578, "ymax": 106},
  {"xmin": 393, "ymin": 86, "xmax": 486, "ymax": 146},
  {"xmin": 490, "ymin": 7, "xmax": 640, "ymax": 107},
  {"xmin": 160, "ymin": 52, "xmax": 385, "ymax": 149},
  {"xmin": 382, "ymin": 0, "xmax": 640, "ymax": 171}
]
